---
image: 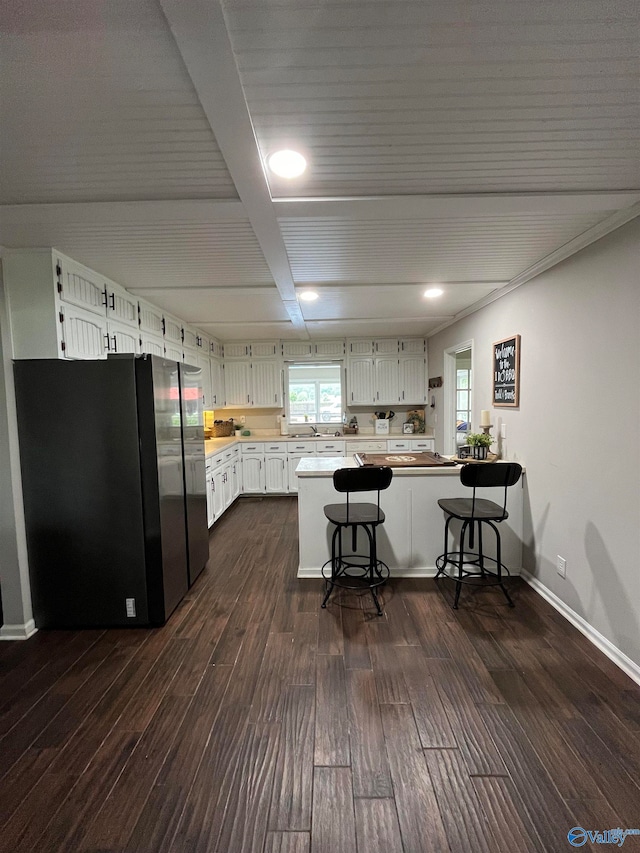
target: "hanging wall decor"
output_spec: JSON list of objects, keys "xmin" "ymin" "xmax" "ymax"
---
[{"xmin": 493, "ymin": 335, "xmax": 520, "ymax": 407}]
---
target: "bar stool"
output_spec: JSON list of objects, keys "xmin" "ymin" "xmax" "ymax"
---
[
  {"xmin": 435, "ymin": 462, "xmax": 522, "ymax": 609},
  {"xmin": 321, "ymin": 466, "xmax": 393, "ymax": 616}
]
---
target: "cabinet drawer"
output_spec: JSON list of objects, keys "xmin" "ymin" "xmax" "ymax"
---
[
  {"xmin": 264, "ymin": 442, "xmax": 289, "ymax": 454},
  {"xmin": 315, "ymin": 441, "xmax": 345, "ymax": 453},
  {"xmin": 287, "ymin": 441, "xmax": 316, "ymax": 453},
  {"xmin": 349, "ymin": 440, "xmax": 387, "ymax": 453},
  {"xmin": 209, "ymin": 451, "xmax": 226, "ymax": 468},
  {"xmin": 241, "ymin": 442, "xmax": 264, "ymax": 454},
  {"xmin": 387, "ymin": 439, "xmax": 410, "ymax": 451},
  {"xmin": 411, "ymin": 439, "xmax": 435, "ymax": 451}
]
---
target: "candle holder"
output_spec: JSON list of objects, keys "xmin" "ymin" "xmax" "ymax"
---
[{"xmin": 480, "ymin": 423, "xmax": 493, "ymax": 437}]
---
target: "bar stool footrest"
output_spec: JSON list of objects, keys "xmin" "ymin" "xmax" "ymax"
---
[
  {"xmin": 321, "ymin": 556, "xmax": 389, "ymax": 591},
  {"xmin": 435, "ymin": 551, "xmax": 512, "ymax": 586}
]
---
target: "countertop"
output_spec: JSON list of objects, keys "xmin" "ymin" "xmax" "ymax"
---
[
  {"xmin": 204, "ymin": 430, "xmax": 435, "ymax": 456},
  {"xmin": 295, "ymin": 456, "xmax": 463, "ymax": 477}
]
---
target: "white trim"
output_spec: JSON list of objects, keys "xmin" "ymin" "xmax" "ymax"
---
[
  {"xmin": 520, "ymin": 570, "xmax": 640, "ymax": 688},
  {"xmin": 298, "ymin": 566, "xmax": 522, "ymax": 579},
  {"xmin": 0, "ymin": 620, "xmax": 37, "ymax": 641}
]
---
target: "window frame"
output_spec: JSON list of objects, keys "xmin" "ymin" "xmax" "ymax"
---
[{"xmin": 284, "ymin": 361, "xmax": 344, "ymax": 427}]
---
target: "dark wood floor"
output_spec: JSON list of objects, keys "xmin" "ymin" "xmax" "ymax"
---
[{"xmin": 1, "ymin": 496, "xmax": 639, "ymax": 853}]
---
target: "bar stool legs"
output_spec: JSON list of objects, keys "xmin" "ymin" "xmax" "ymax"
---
[{"xmin": 321, "ymin": 522, "xmax": 387, "ymax": 616}]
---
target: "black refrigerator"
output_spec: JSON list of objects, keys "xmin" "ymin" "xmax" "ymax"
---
[{"xmin": 13, "ymin": 354, "xmax": 209, "ymax": 628}]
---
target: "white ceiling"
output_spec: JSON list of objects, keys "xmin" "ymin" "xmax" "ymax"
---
[{"xmin": 1, "ymin": 0, "xmax": 639, "ymax": 341}]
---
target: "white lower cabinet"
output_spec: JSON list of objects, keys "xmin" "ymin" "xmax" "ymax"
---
[
  {"xmin": 241, "ymin": 446, "xmax": 266, "ymax": 494},
  {"xmin": 265, "ymin": 455, "xmax": 287, "ymax": 492},
  {"xmin": 206, "ymin": 446, "xmax": 242, "ymax": 526}
]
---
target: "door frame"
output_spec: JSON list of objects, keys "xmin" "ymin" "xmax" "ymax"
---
[{"xmin": 443, "ymin": 339, "xmax": 474, "ymax": 457}]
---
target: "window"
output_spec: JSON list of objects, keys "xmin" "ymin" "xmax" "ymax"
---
[
  {"xmin": 455, "ymin": 352, "xmax": 472, "ymax": 446},
  {"xmin": 286, "ymin": 363, "xmax": 343, "ymax": 425}
]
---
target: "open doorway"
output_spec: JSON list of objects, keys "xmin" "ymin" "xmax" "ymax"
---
[{"xmin": 443, "ymin": 341, "xmax": 473, "ymax": 456}]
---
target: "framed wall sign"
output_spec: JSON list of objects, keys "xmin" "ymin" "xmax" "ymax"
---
[{"xmin": 493, "ymin": 335, "xmax": 521, "ymax": 407}]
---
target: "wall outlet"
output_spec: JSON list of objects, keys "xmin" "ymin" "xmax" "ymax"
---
[
  {"xmin": 501, "ymin": 422, "xmax": 507, "ymax": 439},
  {"xmin": 557, "ymin": 556, "xmax": 566, "ymax": 578},
  {"xmin": 240, "ymin": 415, "xmax": 246, "ymax": 424},
  {"xmin": 126, "ymin": 598, "xmax": 136, "ymax": 617}
]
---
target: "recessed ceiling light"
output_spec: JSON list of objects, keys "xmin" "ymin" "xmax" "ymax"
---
[
  {"xmin": 424, "ymin": 287, "xmax": 444, "ymax": 298},
  {"xmin": 267, "ymin": 149, "xmax": 307, "ymax": 178},
  {"xmin": 299, "ymin": 290, "xmax": 319, "ymax": 302}
]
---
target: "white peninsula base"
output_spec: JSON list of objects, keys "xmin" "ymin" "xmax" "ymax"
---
[{"xmin": 296, "ymin": 457, "xmax": 524, "ymax": 579}]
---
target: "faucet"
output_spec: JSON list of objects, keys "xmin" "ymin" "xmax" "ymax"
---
[{"xmin": 310, "ymin": 425, "xmax": 319, "ymax": 435}]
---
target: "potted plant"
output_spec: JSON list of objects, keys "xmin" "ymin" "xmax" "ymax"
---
[{"xmin": 463, "ymin": 432, "xmax": 493, "ymax": 460}]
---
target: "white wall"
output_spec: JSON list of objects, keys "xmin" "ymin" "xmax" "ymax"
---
[
  {"xmin": 428, "ymin": 218, "xmax": 640, "ymax": 669},
  {"xmin": 0, "ymin": 273, "xmax": 35, "ymax": 637}
]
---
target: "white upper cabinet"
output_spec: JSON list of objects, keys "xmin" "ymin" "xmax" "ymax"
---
[
  {"xmin": 58, "ymin": 258, "xmax": 106, "ymax": 316},
  {"xmin": 400, "ymin": 338, "xmax": 426, "ymax": 354},
  {"xmin": 210, "ymin": 358, "xmax": 225, "ymax": 407},
  {"xmin": 61, "ymin": 304, "xmax": 109, "ymax": 360},
  {"xmin": 163, "ymin": 312, "xmax": 183, "ymax": 347},
  {"xmin": 224, "ymin": 361, "xmax": 251, "ymax": 406},
  {"xmin": 195, "ymin": 353, "xmax": 213, "ymax": 408},
  {"xmin": 374, "ymin": 357, "xmax": 400, "ymax": 404},
  {"xmin": 183, "ymin": 325, "xmax": 199, "ymax": 351},
  {"xmin": 108, "ymin": 319, "xmax": 139, "ymax": 356},
  {"xmin": 348, "ymin": 357, "xmax": 375, "ymax": 405},
  {"xmin": 251, "ymin": 341, "xmax": 279, "ymax": 358},
  {"xmin": 374, "ymin": 338, "xmax": 399, "ymax": 355},
  {"xmin": 107, "ymin": 282, "xmax": 138, "ymax": 330},
  {"xmin": 400, "ymin": 356, "xmax": 427, "ymax": 404},
  {"xmin": 139, "ymin": 333, "xmax": 165, "ymax": 357},
  {"xmin": 282, "ymin": 341, "xmax": 313, "ymax": 358},
  {"xmin": 251, "ymin": 361, "xmax": 282, "ymax": 407},
  {"xmin": 347, "ymin": 339, "xmax": 374, "ymax": 356},
  {"xmin": 138, "ymin": 298, "xmax": 164, "ymax": 337},
  {"xmin": 224, "ymin": 342, "xmax": 251, "ymax": 359},
  {"xmin": 315, "ymin": 340, "xmax": 345, "ymax": 357}
]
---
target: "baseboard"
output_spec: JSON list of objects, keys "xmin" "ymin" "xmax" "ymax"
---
[
  {"xmin": 520, "ymin": 569, "xmax": 640, "ymax": 688},
  {"xmin": 0, "ymin": 619, "xmax": 37, "ymax": 641},
  {"xmin": 297, "ymin": 566, "xmax": 522, "ymax": 580}
]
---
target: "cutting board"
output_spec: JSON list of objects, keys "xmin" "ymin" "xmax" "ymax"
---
[{"xmin": 354, "ymin": 452, "xmax": 456, "ymax": 468}]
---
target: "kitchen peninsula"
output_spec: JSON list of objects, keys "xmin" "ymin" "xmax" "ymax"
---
[{"xmin": 296, "ymin": 456, "xmax": 524, "ymax": 579}]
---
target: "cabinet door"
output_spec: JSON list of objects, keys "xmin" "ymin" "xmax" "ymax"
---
[
  {"xmin": 222, "ymin": 463, "xmax": 234, "ymax": 509},
  {"xmin": 265, "ymin": 455, "xmax": 288, "ymax": 493},
  {"xmin": 347, "ymin": 357, "xmax": 374, "ymax": 405},
  {"xmin": 140, "ymin": 333, "xmax": 165, "ymax": 357},
  {"xmin": 224, "ymin": 342, "xmax": 250, "ymax": 358},
  {"xmin": 315, "ymin": 340, "xmax": 345, "ymax": 357},
  {"xmin": 348, "ymin": 339, "xmax": 374, "ymax": 355},
  {"xmin": 195, "ymin": 354, "xmax": 213, "ymax": 408},
  {"xmin": 107, "ymin": 320, "xmax": 140, "ymax": 355},
  {"xmin": 138, "ymin": 298, "xmax": 165, "ymax": 337},
  {"xmin": 231, "ymin": 458, "xmax": 241, "ymax": 499},
  {"xmin": 400, "ymin": 338, "xmax": 425, "ymax": 354},
  {"xmin": 164, "ymin": 342, "xmax": 183, "ymax": 363},
  {"xmin": 59, "ymin": 259, "xmax": 107, "ymax": 317},
  {"xmin": 374, "ymin": 338, "xmax": 399, "ymax": 355},
  {"xmin": 224, "ymin": 361, "xmax": 251, "ymax": 407},
  {"xmin": 210, "ymin": 358, "xmax": 225, "ymax": 407},
  {"xmin": 282, "ymin": 341, "xmax": 313, "ymax": 358},
  {"xmin": 375, "ymin": 357, "xmax": 400, "ymax": 404},
  {"xmin": 251, "ymin": 360, "xmax": 281, "ymax": 407},
  {"xmin": 206, "ymin": 468, "xmax": 215, "ymax": 527},
  {"xmin": 163, "ymin": 313, "xmax": 183, "ymax": 346},
  {"xmin": 60, "ymin": 304, "xmax": 109, "ymax": 359},
  {"xmin": 251, "ymin": 341, "xmax": 279, "ymax": 358},
  {"xmin": 107, "ymin": 283, "xmax": 138, "ymax": 330},
  {"xmin": 183, "ymin": 326, "xmax": 199, "ymax": 351},
  {"xmin": 212, "ymin": 467, "xmax": 225, "ymax": 518},
  {"xmin": 242, "ymin": 455, "xmax": 265, "ymax": 494},
  {"xmin": 400, "ymin": 356, "xmax": 427, "ymax": 404}
]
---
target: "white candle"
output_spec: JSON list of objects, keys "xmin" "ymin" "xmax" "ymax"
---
[{"xmin": 480, "ymin": 409, "xmax": 491, "ymax": 427}]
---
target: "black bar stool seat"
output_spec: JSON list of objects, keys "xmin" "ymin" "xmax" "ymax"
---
[
  {"xmin": 321, "ymin": 466, "xmax": 393, "ymax": 616},
  {"xmin": 435, "ymin": 462, "xmax": 522, "ymax": 609}
]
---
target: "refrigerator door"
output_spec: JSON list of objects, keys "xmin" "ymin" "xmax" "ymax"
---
[
  {"xmin": 14, "ymin": 358, "xmax": 151, "ymax": 627},
  {"xmin": 179, "ymin": 361, "xmax": 209, "ymax": 584},
  {"xmin": 135, "ymin": 355, "xmax": 190, "ymax": 621}
]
